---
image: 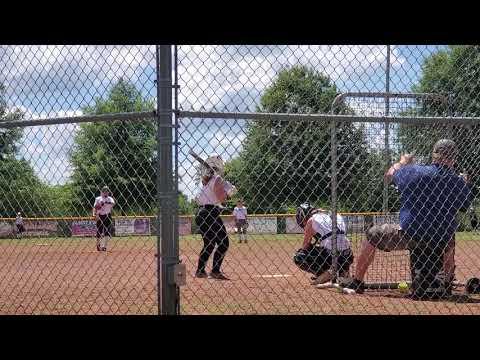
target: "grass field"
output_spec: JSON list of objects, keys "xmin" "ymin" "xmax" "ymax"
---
[{"xmin": 0, "ymin": 232, "xmax": 480, "ymax": 314}]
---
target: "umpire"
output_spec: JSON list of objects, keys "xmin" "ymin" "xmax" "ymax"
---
[{"xmin": 344, "ymin": 139, "xmax": 473, "ymax": 299}]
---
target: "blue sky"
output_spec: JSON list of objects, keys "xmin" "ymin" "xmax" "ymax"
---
[{"xmin": 0, "ymin": 45, "xmax": 448, "ymax": 198}]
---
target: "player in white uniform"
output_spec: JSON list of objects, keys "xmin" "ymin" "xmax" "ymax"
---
[
  {"xmin": 15, "ymin": 212, "xmax": 25, "ymax": 238},
  {"xmin": 293, "ymin": 203, "xmax": 354, "ymax": 285},
  {"xmin": 93, "ymin": 186, "xmax": 115, "ymax": 252},
  {"xmin": 194, "ymin": 155, "xmax": 237, "ymax": 280},
  {"xmin": 233, "ymin": 200, "xmax": 248, "ymax": 243}
]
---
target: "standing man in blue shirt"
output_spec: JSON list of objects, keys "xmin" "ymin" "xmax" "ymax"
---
[{"xmin": 342, "ymin": 139, "xmax": 473, "ymax": 299}]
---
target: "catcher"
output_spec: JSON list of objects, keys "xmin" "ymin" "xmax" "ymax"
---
[{"xmin": 293, "ymin": 203, "xmax": 354, "ymax": 285}]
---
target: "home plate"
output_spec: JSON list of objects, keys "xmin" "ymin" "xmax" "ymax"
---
[{"xmin": 253, "ymin": 274, "xmax": 292, "ymax": 278}]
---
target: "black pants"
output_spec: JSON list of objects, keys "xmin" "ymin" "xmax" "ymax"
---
[
  {"xmin": 196, "ymin": 206, "xmax": 229, "ymax": 274},
  {"xmin": 96, "ymin": 214, "xmax": 113, "ymax": 238},
  {"xmin": 294, "ymin": 246, "xmax": 354, "ymax": 277},
  {"xmin": 471, "ymin": 213, "xmax": 479, "ymax": 230},
  {"xmin": 409, "ymin": 239, "xmax": 447, "ymax": 299}
]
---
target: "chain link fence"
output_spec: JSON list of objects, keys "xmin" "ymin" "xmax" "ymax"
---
[
  {"xmin": 0, "ymin": 46, "xmax": 159, "ymax": 314},
  {"xmin": 1, "ymin": 45, "xmax": 480, "ymax": 314},
  {"xmin": 177, "ymin": 45, "xmax": 480, "ymax": 314}
]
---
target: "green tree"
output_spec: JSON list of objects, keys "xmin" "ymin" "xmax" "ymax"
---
[
  {"xmin": 70, "ymin": 79, "xmax": 157, "ymax": 215},
  {"xmin": 0, "ymin": 83, "xmax": 23, "ymax": 156},
  {"xmin": 45, "ymin": 184, "xmax": 74, "ymax": 217},
  {"xmin": 178, "ymin": 192, "xmax": 196, "ymax": 215},
  {"xmin": 399, "ymin": 46, "xmax": 480, "ymax": 187},
  {"xmin": 224, "ymin": 65, "xmax": 378, "ymax": 213},
  {"xmin": 0, "ymin": 83, "xmax": 54, "ymax": 217}
]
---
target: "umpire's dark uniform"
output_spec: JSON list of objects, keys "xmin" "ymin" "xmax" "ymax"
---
[{"xmin": 194, "ymin": 174, "xmax": 230, "ymax": 279}]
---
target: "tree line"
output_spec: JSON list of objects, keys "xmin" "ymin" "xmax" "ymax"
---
[{"xmin": 1, "ymin": 46, "xmax": 479, "ymax": 217}]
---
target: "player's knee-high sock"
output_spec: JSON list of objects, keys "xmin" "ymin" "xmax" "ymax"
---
[{"xmin": 101, "ymin": 236, "xmax": 110, "ymax": 249}]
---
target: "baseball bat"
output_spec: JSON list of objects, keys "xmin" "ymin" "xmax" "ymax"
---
[{"xmin": 189, "ymin": 150, "xmax": 215, "ymax": 175}]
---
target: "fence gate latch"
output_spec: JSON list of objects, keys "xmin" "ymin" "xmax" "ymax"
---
[{"xmin": 173, "ymin": 263, "xmax": 186, "ymax": 286}]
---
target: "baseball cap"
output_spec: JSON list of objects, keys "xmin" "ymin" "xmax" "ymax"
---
[
  {"xmin": 101, "ymin": 186, "xmax": 110, "ymax": 193},
  {"xmin": 432, "ymin": 139, "xmax": 457, "ymax": 159}
]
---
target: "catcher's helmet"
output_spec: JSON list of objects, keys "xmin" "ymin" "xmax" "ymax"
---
[{"xmin": 296, "ymin": 202, "xmax": 314, "ymax": 228}]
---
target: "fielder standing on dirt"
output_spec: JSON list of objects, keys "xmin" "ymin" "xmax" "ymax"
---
[
  {"xmin": 93, "ymin": 186, "xmax": 115, "ymax": 252},
  {"xmin": 233, "ymin": 200, "xmax": 248, "ymax": 243},
  {"xmin": 194, "ymin": 154, "xmax": 236, "ymax": 280},
  {"xmin": 15, "ymin": 212, "xmax": 25, "ymax": 238}
]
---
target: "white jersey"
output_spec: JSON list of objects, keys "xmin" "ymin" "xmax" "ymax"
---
[
  {"xmin": 233, "ymin": 206, "xmax": 247, "ymax": 220},
  {"xmin": 94, "ymin": 196, "xmax": 115, "ymax": 215},
  {"xmin": 15, "ymin": 216, "xmax": 23, "ymax": 225},
  {"xmin": 311, "ymin": 212, "xmax": 350, "ymax": 251},
  {"xmin": 195, "ymin": 175, "xmax": 223, "ymax": 206}
]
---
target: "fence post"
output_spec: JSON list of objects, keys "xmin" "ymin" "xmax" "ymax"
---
[
  {"xmin": 383, "ymin": 44, "xmax": 391, "ymax": 214},
  {"xmin": 156, "ymin": 45, "xmax": 178, "ymax": 315},
  {"xmin": 330, "ymin": 118, "xmax": 338, "ymax": 280}
]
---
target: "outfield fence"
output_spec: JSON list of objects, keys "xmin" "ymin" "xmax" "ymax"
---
[
  {"xmin": 0, "ymin": 212, "xmax": 400, "ymax": 238},
  {"xmin": 1, "ymin": 45, "xmax": 480, "ymax": 314}
]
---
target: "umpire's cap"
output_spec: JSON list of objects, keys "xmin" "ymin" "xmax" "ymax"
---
[{"xmin": 432, "ymin": 139, "xmax": 458, "ymax": 160}]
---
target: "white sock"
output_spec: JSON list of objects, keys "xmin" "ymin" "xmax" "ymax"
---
[{"xmin": 100, "ymin": 237, "xmax": 109, "ymax": 249}]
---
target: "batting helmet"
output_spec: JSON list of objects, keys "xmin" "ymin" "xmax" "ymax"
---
[
  {"xmin": 296, "ymin": 202, "xmax": 315, "ymax": 228},
  {"xmin": 203, "ymin": 154, "xmax": 225, "ymax": 177}
]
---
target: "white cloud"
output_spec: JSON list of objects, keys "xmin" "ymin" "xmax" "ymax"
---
[
  {"xmin": 7, "ymin": 106, "xmax": 82, "ymax": 185},
  {"xmin": 1, "ymin": 45, "xmax": 156, "ymax": 120},
  {"xmin": 6, "ymin": 105, "xmax": 83, "ymax": 120},
  {"xmin": 177, "ymin": 45, "xmax": 410, "ymax": 112},
  {"xmin": 0, "ymin": 45, "xmax": 442, "ymax": 190}
]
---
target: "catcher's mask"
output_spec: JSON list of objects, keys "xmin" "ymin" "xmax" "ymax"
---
[
  {"xmin": 296, "ymin": 202, "xmax": 315, "ymax": 228},
  {"xmin": 203, "ymin": 154, "xmax": 225, "ymax": 177}
]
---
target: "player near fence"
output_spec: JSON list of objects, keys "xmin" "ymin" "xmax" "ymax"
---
[
  {"xmin": 233, "ymin": 200, "xmax": 248, "ymax": 243},
  {"xmin": 293, "ymin": 203, "xmax": 354, "ymax": 285},
  {"xmin": 194, "ymin": 154, "xmax": 237, "ymax": 280},
  {"xmin": 342, "ymin": 140, "xmax": 473, "ymax": 299},
  {"xmin": 15, "ymin": 212, "xmax": 25, "ymax": 238},
  {"xmin": 93, "ymin": 186, "xmax": 116, "ymax": 252}
]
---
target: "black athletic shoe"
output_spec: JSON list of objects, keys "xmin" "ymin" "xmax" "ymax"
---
[
  {"xmin": 340, "ymin": 278, "xmax": 365, "ymax": 294},
  {"xmin": 209, "ymin": 272, "xmax": 230, "ymax": 280},
  {"xmin": 195, "ymin": 271, "xmax": 208, "ymax": 278},
  {"xmin": 410, "ymin": 286, "xmax": 450, "ymax": 301}
]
